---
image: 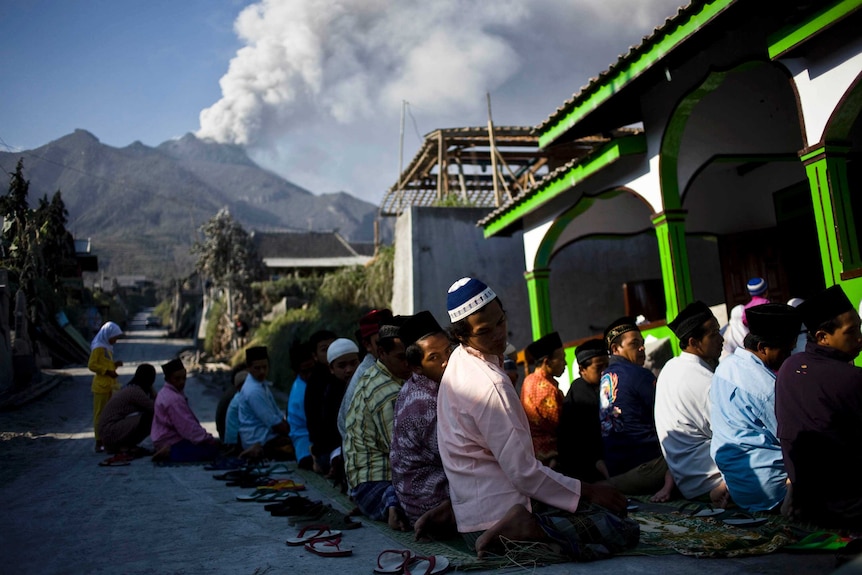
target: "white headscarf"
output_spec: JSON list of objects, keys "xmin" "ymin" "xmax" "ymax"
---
[{"xmin": 91, "ymin": 321, "xmax": 123, "ymax": 352}]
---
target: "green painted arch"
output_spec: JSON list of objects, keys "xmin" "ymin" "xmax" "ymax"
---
[
  {"xmin": 822, "ymin": 70, "xmax": 862, "ymax": 142},
  {"xmin": 531, "ymin": 186, "xmax": 649, "ymax": 269},
  {"xmin": 658, "ymin": 60, "xmax": 790, "ymax": 209}
]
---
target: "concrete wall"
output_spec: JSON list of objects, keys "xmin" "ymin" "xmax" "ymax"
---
[{"xmin": 392, "ymin": 206, "xmax": 532, "ymax": 349}]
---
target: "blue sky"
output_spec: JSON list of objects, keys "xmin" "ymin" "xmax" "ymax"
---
[{"xmin": 1, "ymin": 0, "xmax": 683, "ymax": 205}]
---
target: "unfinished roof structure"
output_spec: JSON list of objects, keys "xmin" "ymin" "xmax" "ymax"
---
[{"xmin": 379, "ymin": 126, "xmax": 612, "ymax": 216}]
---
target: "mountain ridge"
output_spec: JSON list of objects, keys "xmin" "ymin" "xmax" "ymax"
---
[{"xmin": 0, "ymin": 130, "xmax": 383, "ymax": 280}]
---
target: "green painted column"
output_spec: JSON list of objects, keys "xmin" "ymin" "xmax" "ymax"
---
[
  {"xmin": 801, "ymin": 144, "xmax": 860, "ymax": 286},
  {"xmin": 652, "ymin": 209, "xmax": 693, "ymax": 322},
  {"xmin": 524, "ymin": 268, "xmax": 553, "ymax": 340}
]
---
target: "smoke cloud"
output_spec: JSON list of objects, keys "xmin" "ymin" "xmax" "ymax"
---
[{"xmin": 198, "ymin": 0, "xmax": 683, "ymax": 200}]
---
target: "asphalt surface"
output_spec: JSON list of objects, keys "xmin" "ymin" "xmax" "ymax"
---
[{"xmin": 0, "ymin": 312, "xmax": 850, "ymax": 574}]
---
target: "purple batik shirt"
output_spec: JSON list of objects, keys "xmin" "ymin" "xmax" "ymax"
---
[{"xmin": 390, "ymin": 373, "xmax": 449, "ymax": 523}]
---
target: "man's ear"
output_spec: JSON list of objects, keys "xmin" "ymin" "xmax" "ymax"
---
[{"xmin": 814, "ymin": 329, "xmax": 831, "ymax": 346}]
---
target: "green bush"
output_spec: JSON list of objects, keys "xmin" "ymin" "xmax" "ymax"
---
[
  {"xmin": 238, "ymin": 245, "xmax": 395, "ymax": 391},
  {"xmin": 204, "ymin": 297, "xmax": 226, "ymax": 356}
]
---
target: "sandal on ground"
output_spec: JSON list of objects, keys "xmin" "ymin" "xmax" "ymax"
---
[
  {"xmin": 721, "ymin": 511, "xmax": 768, "ymax": 527},
  {"xmin": 374, "ymin": 549, "xmax": 413, "ymax": 574},
  {"xmin": 268, "ymin": 497, "xmax": 321, "ymax": 517},
  {"xmin": 404, "ymin": 555, "xmax": 450, "ymax": 575},
  {"xmin": 288, "ymin": 503, "xmax": 329, "ymax": 526},
  {"xmin": 299, "ymin": 505, "xmax": 362, "ymax": 529},
  {"xmin": 98, "ymin": 453, "xmax": 134, "ymax": 467},
  {"xmin": 679, "ymin": 501, "xmax": 726, "ymax": 518},
  {"xmin": 305, "ymin": 537, "xmax": 352, "ymax": 557},
  {"xmin": 285, "ymin": 524, "xmax": 342, "ymax": 546}
]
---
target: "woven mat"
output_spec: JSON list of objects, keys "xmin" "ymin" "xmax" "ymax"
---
[
  {"xmin": 292, "ymin": 470, "xmax": 827, "ymax": 565},
  {"xmin": 620, "ymin": 496, "xmax": 824, "ymax": 558}
]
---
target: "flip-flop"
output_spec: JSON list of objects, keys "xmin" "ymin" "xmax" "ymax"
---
[
  {"xmin": 374, "ymin": 549, "xmax": 412, "ymax": 574},
  {"xmin": 236, "ymin": 489, "xmax": 293, "ymax": 502},
  {"xmin": 257, "ymin": 479, "xmax": 305, "ymax": 492},
  {"xmin": 286, "ymin": 524, "xmax": 342, "ymax": 546},
  {"xmin": 304, "ymin": 537, "xmax": 352, "ymax": 557},
  {"xmin": 722, "ymin": 512, "xmax": 768, "ymax": 527},
  {"xmin": 288, "ymin": 503, "xmax": 329, "ymax": 525},
  {"xmin": 98, "ymin": 453, "xmax": 133, "ymax": 467},
  {"xmin": 297, "ymin": 505, "xmax": 362, "ymax": 529},
  {"xmin": 404, "ymin": 555, "xmax": 450, "ymax": 575},
  {"xmin": 678, "ymin": 502, "xmax": 725, "ymax": 518}
]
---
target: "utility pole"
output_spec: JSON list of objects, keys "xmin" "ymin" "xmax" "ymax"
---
[{"xmin": 487, "ymin": 93, "xmax": 501, "ymax": 207}]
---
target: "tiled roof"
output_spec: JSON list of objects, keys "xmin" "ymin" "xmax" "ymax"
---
[{"xmin": 251, "ymin": 230, "xmax": 359, "ymax": 260}]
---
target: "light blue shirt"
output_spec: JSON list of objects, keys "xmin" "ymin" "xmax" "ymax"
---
[
  {"xmin": 710, "ymin": 348, "xmax": 786, "ymax": 511},
  {"xmin": 225, "ymin": 393, "xmax": 241, "ymax": 445},
  {"xmin": 237, "ymin": 373, "xmax": 283, "ymax": 449},
  {"xmin": 286, "ymin": 375, "xmax": 311, "ymax": 462}
]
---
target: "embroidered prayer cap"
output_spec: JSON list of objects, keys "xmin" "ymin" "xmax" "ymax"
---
[
  {"xmin": 378, "ymin": 315, "xmax": 408, "ymax": 342},
  {"xmin": 358, "ymin": 308, "xmax": 393, "ymax": 339},
  {"xmin": 447, "ymin": 277, "xmax": 497, "ymax": 322},
  {"xmin": 797, "ymin": 285, "xmax": 855, "ymax": 331},
  {"xmin": 526, "ymin": 331, "xmax": 563, "ymax": 362},
  {"xmin": 399, "ymin": 310, "xmax": 444, "ymax": 348},
  {"xmin": 668, "ymin": 301, "xmax": 715, "ymax": 342},
  {"xmin": 245, "ymin": 346, "xmax": 269, "ymax": 364},
  {"xmin": 575, "ymin": 338, "xmax": 608, "ymax": 364},
  {"xmin": 161, "ymin": 358, "xmax": 185, "ymax": 376},
  {"xmin": 746, "ymin": 303, "xmax": 801, "ymax": 341},
  {"xmin": 604, "ymin": 316, "xmax": 639, "ymax": 347},
  {"xmin": 326, "ymin": 338, "xmax": 359, "ymax": 364},
  {"xmin": 747, "ymin": 277, "xmax": 768, "ymax": 296}
]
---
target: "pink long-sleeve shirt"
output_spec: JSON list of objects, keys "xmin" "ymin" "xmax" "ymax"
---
[
  {"xmin": 151, "ymin": 383, "xmax": 213, "ymax": 449},
  {"xmin": 436, "ymin": 344, "xmax": 582, "ymax": 532}
]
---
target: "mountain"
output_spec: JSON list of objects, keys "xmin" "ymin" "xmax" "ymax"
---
[{"xmin": 0, "ymin": 130, "xmax": 383, "ymax": 280}]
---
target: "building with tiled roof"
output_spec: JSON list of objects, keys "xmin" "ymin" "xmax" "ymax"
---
[{"xmin": 251, "ymin": 230, "xmax": 372, "ymax": 277}]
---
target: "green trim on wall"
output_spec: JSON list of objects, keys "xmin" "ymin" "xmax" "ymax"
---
[
  {"xmin": 803, "ymin": 145, "xmax": 861, "ymax": 284},
  {"xmin": 641, "ymin": 324, "xmax": 680, "ymax": 357},
  {"xmin": 539, "ymin": 0, "xmax": 735, "ymax": 148},
  {"xmin": 768, "ymin": 0, "xmax": 862, "ymax": 60},
  {"xmin": 652, "ymin": 210, "xmax": 693, "ymax": 322},
  {"xmin": 483, "ymin": 135, "xmax": 646, "ymax": 238},
  {"xmin": 524, "ymin": 269, "xmax": 553, "ymax": 340}
]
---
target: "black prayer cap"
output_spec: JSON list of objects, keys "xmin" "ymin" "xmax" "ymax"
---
[
  {"xmin": 604, "ymin": 316, "xmax": 639, "ymax": 347},
  {"xmin": 399, "ymin": 311, "xmax": 444, "ymax": 348},
  {"xmin": 245, "ymin": 346, "xmax": 268, "ymax": 364},
  {"xmin": 575, "ymin": 338, "xmax": 608, "ymax": 364},
  {"xmin": 161, "ymin": 358, "xmax": 185, "ymax": 376},
  {"xmin": 747, "ymin": 303, "xmax": 801, "ymax": 341},
  {"xmin": 526, "ymin": 331, "xmax": 563, "ymax": 362},
  {"xmin": 668, "ymin": 301, "xmax": 714, "ymax": 342},
  {"xmin": 378, "ymin": 315, "xmax": 408, "ymax": 342},
  {"xmin": 797, "ymin": 285, "xmax": 855, "ymax": 332}
]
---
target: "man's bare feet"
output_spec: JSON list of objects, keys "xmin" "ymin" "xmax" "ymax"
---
[
  {"xmin": 710, "ymin": 482, "xmax": 730, "ymax": 509},
  {"xmin": 414, "ymin": 500, "xmax": 456, "ymax": 541},
  {"xmin": 649, "ymin": 471, "xmax": 675, "ymax": 503},
  {"xmin": 474, "ymin": 504, "xmax": 546, "ymax": 559},
  {"xmin": 388, "ymin": 506, "xmax": 409, "ymax": 531}
]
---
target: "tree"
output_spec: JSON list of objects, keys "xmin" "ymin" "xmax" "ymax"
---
[
  {"xmin": 191, "ymin": 208, "xmax": 265, "ymax": 350},
  {"xmin": 1, "ymin": 159, "xmax": 76, "ymax": 318}
]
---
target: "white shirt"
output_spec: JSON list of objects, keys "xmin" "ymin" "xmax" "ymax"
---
[{"xmin": 654, "ymin": 351, "xmax": 723, "ymax": 498}]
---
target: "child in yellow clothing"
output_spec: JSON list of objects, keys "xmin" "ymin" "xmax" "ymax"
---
[{"xmin": 89, "ymin": 321, "xmax": 124, "ymax": 453}]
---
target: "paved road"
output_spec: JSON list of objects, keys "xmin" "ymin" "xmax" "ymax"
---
[{"xmin": 0, "ymin": 312, "xmax": 846, "ymax": 574}]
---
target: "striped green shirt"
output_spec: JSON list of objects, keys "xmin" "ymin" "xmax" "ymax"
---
[{"xmin": 344, "ymin": 360, "xmax": 405, "ymax": 487}]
